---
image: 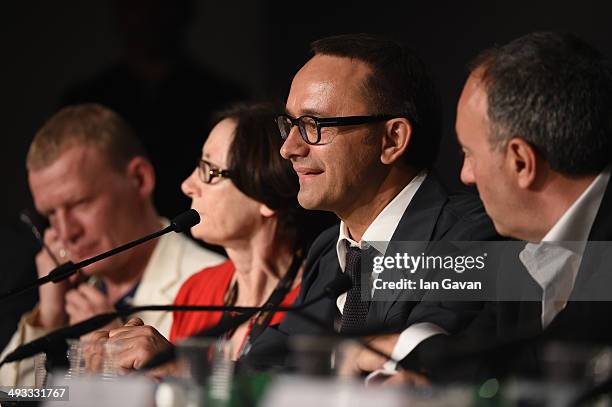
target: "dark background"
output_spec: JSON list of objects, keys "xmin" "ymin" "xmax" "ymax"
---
[
  {"xmin": 3, "ymin": 0, "xmax": 612, "ymax": 220},
  {"xmin": 1, "ymin": 0, "xmax": 612, "ymax": 345}
]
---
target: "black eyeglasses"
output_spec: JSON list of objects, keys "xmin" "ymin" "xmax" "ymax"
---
[
  {"xmin": 276, "ymin": 114, "xmax": 394, "ymax": 145},
  {"xmin": 196, "ymin": 159, "xmax": 231, "ymax": 184}
]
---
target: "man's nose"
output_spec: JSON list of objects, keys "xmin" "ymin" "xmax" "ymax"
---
[
  {"xmin": 280, "ymin": 126, "xmax": 310, "ymax": 160},
  {"xmin": 54, "ymin": 210, "xmax": 83, "ymax": 244},
  {"xmin": 460, "ymin": 158, "xmax": 475, "ymax": 185}
]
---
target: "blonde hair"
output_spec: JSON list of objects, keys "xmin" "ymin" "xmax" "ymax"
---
[{"xmin": 27, "ymin": 103, "xmax": 146, "ymax": 172}]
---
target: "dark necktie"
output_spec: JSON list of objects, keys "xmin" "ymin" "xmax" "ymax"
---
[{"xmin": 340, "ymin": 245, "xmax": 371, "ymax": 334}]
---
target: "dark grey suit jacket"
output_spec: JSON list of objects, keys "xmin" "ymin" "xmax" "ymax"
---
[
  {"xmin": 402, "ymin": 174, "xmax": 612, "ymax": 382},
  {"xmin": 244, "ymin": 173, "xmax": 499, "ymax": 369}
]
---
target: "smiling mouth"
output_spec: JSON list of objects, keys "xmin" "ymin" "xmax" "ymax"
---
[
  {"xmin": 297, "ymin": 172, "xmax": 322, "ymax": 182},
  {"xmin": 294, "ymin": 167, "xmax": 324, "ymax": 177}
]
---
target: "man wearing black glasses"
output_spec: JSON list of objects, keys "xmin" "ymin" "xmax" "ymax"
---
[{"xmin": 247, "ymin": 34, "xmax": 498, "ymax": 378}]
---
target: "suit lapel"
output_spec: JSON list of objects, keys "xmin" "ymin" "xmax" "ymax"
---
[
  {"xmin": 585, "ymin": 175, "xmax": 612, "ymax": 241},
  {"xmin": 570, "ymin": 175, "xmax": 612, "ymax": 296},
  {"xmin": 370, "ymin": 173, "xmax": 449, "ymax": 324},
  {"xmin": 549, "ymin": 177, "xmax": 612, "ymax": 350},
  {"xmin": 298, "ymin": 242, "xmax": 342, "ymax": 333},
  {"xmin": 389, "ymin": 173, "xmax": 448, "ymax": 243}
]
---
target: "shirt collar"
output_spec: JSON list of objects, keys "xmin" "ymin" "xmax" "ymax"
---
[
  {"xmin": 518, "ymin": 167, "xmax": 610, "ymax": 328},
  {"xmin": 542, "ymin": 166, "xmax": 611, "ymax": 245},
  {"xmin": 521, "ymin": 166, "xmax": 610, "ymax": 264},
  {"xmin": 336, "ymin": 170, "xmax": 427, "ymax": 271},
  {"xmin": 95, "ymin": 278, "xmax": 140, "ymax": 310}
]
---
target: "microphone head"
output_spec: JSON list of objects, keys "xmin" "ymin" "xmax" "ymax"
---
[
  {"xmin": 324, "ymin": 274, "xmax": 353, "ymax": 299},
  {"xmin": 171, "ymin": 209, "xmax": 200, "ymax": 233}
]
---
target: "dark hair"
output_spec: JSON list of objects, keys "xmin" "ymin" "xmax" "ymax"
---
[
  {"xmin": 471, "ymin": 31, "xmax": 612, "ymax": 176},
  {"xmin": 212, "ymin": 103, "xmax": 305, "ymax": 248},
  {"xmin": 311, "ymin": 33, "xmax": 442, "ymax": 170}
]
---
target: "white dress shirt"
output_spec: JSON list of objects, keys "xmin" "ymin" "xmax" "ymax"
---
[
  {"xmin": 334, "ymin": 170, "xmax": 447, "ymax": 377},
  {"xmin": 519, "ymin": 167, "xmax": 610, "ymax": 328}
]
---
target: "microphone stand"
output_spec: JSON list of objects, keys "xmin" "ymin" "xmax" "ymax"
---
[
  {"xmin": 0, "ymin": 210, "xmax": 200, "ymax": 372},
  {"xmin": 139, "ymin": 303, "xmax": 400, "ymax": 371},
  {"xmin": 0, "ymin": 209, "xmax": 200, "ymax": 303},
  {"xmin": 1, "ymin": 274, "xmax": 399, "ymax": 375},
  {"xmin": 0, "ymin": 304, "xmax": 299, "ymax": 369},
  {"xmin": 0, "ymin": 276, "xmax": 353, "ymax": 368}
]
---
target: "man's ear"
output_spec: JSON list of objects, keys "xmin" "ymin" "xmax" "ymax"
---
[
  {"xmin": 380, "ymin": 118, "xmax": 412, "ymax": 165},
  {"xmin": 259, "ymin": 204, "xmax": 275, "ymax": 218},
  {"xmin": 125, "ymin": 156, "xmax": 156, "ymax": 198},
  {"xmin": 505, "ymin": 137, "xmax": 537, "ymax": 189}
]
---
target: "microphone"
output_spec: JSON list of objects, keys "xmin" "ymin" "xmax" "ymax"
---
[
  {"xmin": 0, "ymin": 209, "xmax": 201, "ymax": 303},
  {"xmin": 0, "ymin": 314, "xmax": 120, "ymax": 367},
  {"xmin": 170, "ymin": 209, "xmax": 200, "ymax": 233},
  {"xmin": 0, "ymin": 275, "xmax": 353, "ymax": 367}
]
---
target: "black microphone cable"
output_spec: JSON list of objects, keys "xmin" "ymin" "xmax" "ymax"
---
[{"xmin": 139, "ymin": 278, "xmax": 401, "ymax": 372}]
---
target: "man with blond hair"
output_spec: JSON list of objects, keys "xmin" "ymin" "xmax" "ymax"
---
[{"xmin": 0, "ymin": 103, "xmax": 224, "ymax": 385}]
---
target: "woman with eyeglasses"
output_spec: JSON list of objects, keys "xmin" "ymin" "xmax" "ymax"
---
[
  {"xmin": 95, "ymin": 103, "xmax": 326, "ymax": 372},
  {"xmin": 170, "ymin": 102, "xmax": 306, "ymax": 356}
]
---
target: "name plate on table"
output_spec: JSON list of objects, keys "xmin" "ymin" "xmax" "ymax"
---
[{"xmin": 43, "ymin": 373, "xmax": 156, "ymax": 407}]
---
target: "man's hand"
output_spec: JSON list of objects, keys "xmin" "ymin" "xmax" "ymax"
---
[
  {"xmin": 107, "ymin": 318, "xmax": 175, "ymax": 376},
  {"xmin": 36, "ymin": 228, "xmax": 71, "ymax": 329},
  {"xmin": 82, "ymin": 330, "xmax": 111, "ymax": 373},
  {"xmin": 337, "ymin": 334, "xmax": 431, "ymax": 387},
  {"xmin": 65, "ymin": 284, "xmax": 122, "ymax": 329},
  {"xmin": 341, "ymin": 334, "xmax": 400, "ymax": 374},
  {"xmin": 381, "ymin": 370, "xmax": 430, "ymax": 387}
]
